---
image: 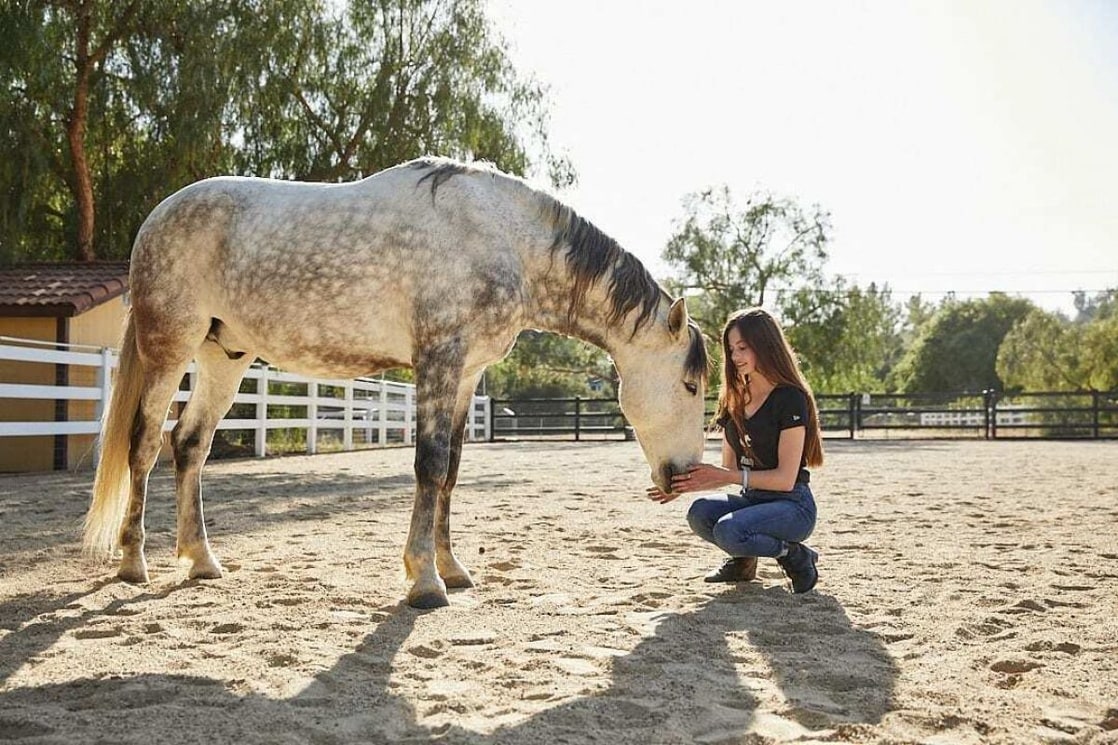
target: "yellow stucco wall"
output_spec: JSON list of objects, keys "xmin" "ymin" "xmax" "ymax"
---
[
  {"xmin": 0, "ymin": 317, "xmax": 58, "ymax": 472},
  {"xmin": 67, "ymin": 299, "xmax": 128, "ymax": 469},
  {"xmin": 0, "ymin": 298, "xmax": 135, "ymax": 472}
]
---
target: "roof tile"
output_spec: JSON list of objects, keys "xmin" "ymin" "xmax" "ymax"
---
[{"xmin": 0, "ymin": 262, "xmax": 130, "ymax": 317}]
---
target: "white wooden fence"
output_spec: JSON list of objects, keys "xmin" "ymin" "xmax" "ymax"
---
[{"xmin": 0, "ymin": 337, "xmax": 490, "ymax": 462}]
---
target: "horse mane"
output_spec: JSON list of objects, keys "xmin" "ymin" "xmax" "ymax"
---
[
  {"xmin": 411, "ymin": 157, "xmax": 480, "ymax": 198},
  {"xmin": 538, "ymin": 199, "xmax": 660, "ymax": 331},
  {"xmin": 408, "ymin": 158, "xmax": 707, "ymax": 382}
]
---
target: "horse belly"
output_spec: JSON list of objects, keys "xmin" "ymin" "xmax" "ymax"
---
[
  {"xmin": 262, "ymin": 322, "xmax": 412, "ymax": 378},
  {"xmin": 218, "ymin": 298, "xmax": 413, "ymax": 379}
]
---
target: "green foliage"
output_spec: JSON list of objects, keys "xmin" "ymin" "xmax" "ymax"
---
[
  {"xmin": 484, "ymin": 331, "xmax": 615, "ymax": 399},
  {"xmin": 997, "ymin": 297, "xmax": 1118, "ymax": 392},
  {"xmin": 784, "ymin": 282, "xmax": 903, "ymax": 394},
  {"xmin": 662, "ymin": 186, "xmax": 831, "ymax": 332},
  {"xmin": 1073, "ymin": 289, "xmax": 1118, "ymax": 323},
  {"xmin": 893, "ymin": 294, "xmax": 1035, "ymax": 393},
  {"xmin": 996, "ymin": 309, "xmax": 1082, "ymax": 391},
  {"xmin": 662, "ymin": 185, "xmax": 911, "ymax": 394},
  {"xmin": 1080, "ymin": 316, "xmax": 1118, "ymax": 390},
  {"xmin": 0, "ymin": 0, "xmax": 570, "ymax": 263}
]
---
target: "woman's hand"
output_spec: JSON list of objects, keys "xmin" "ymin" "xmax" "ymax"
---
[
  {"xmin": 646, "ymin": 485, "xmax": 680, "ymax": 504},
  {"xmin": 647, "ymin": 463, "xmax": 736, "ymax": 504},
  {"xmin": 670, "ymin": 463, "xmax": 735, "ymax": 494}
]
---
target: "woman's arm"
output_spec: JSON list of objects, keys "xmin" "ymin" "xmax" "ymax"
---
[
  {"xmin": 721, "ymin": 438, "xmax": 737, "ymax": 469},
  {"xmin": 743, "ymin": 426, "xmax": 804, "ymax": 492},
  {"xmin": 646, "ymin": 433, "xmax": 739, "ymax": 503},
  {"xmin": 669, "ymin": 426, "xmax": 806, "ymax": 495}
]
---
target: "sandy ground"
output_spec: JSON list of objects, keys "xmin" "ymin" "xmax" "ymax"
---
[{"xmin": 0, "ymin": 438, "xmax": 1116, "ymax": 744}]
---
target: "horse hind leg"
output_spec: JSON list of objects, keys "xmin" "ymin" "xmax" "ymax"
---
[
  {"xmin": 118, "ymin": 359, "xmax": 193, "ymax": 583},
  {"xmin": 435, "ymin": 372, "xmax": 483, "ymax": 590},
  {"xmin": 171, "ymin": 341, "xmax": 252, "ymax": 579}
]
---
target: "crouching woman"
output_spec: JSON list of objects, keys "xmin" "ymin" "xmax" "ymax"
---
[{"xmin": 648, "ymin": 308, "xmax": 824, "ymax": 593}]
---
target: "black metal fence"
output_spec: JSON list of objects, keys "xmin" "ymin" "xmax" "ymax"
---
[
  {"xmin": 488, "ymin": 390, "xmax": 1118, "ymax": 442},
  {"xmin": 489, "ymin": 397, "xmax": 631, "ymax": 441}
]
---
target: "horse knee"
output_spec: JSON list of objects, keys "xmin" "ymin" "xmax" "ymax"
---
[
  {"xmin": 414, "ymin": 438, "xmax": 451, "ymax": 490},
  {"xmin": 172, "ymin": 425, "xmax": 208, "ymax": 469}
]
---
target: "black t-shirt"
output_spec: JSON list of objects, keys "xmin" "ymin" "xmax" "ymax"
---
[{"xmin": 719, "ymin": 385, "xmax": 811, "ymax": 485}]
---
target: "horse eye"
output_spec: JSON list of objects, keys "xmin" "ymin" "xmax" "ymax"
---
[{"xmin": 684, "ymin": 381, "xmax": 698, "ymax": 396}]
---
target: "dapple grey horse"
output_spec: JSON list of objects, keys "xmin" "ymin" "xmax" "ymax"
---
[{"xmin": 85, "ymin": 158, "xmax": 709, "ymax": 608}]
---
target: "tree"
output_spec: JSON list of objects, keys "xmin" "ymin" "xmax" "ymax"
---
[
  {"xmin": 484, "ymin": 332, "xmax": 615, "ymax": 399},
  {"xmin": 2, "ymin": 0, "xmax": 264, "ymax": 262},
  {"xmin": 662, "ymin": 186, "xmax": 831, "ymax": 332},
  {"xmin": 1073, "ymin": 288, "xmax": 1118, "ymax": 323},
  {"xmin": 0, "ymin": 0, "xmax": 569, "ymax": 263},
  {"xmin": 996, "ymin": 309, "xmax": 1083, "ymax": 391},
  {"xmin": 784, "ymin": 282, "xmax": 903, "ymax": 393},
  {"xmin": 1080, "ymin": 315, "xmax": 1118, "ymax": 390},
  {"xmin": 660, "ymin": 186, "xmax": 920, "ymax": 394},
  {"xmin": 998, "ymin": 298, "xmax": 1118, "ymax": 392},
  {"xmin": 230, "ymin": 0, "xmax": 573, "ymax": 184},
  {"xmin": 893, "ymin": 294, "xmax": 1035, "ymax": 393}
]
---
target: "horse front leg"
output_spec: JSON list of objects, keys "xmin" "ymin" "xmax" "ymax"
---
[
  {"xmin": 435, "ymin": 373, "xmax": 483, "ymax": 589},
  {"xmin": 404, "ymin": 343, "xmax": 464, "ymax": 609}
]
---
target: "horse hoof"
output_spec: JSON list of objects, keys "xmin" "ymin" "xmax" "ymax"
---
[
  {"xmin": 117, "ymin": 566, "xmax": 149, "ymax": 584},
  {"xmin": 443, "ymin": 574, "xmax": 475, "ymax": 589},
  {"xmin": 407, "ymin": 591, "xmax": 450, "ymax": 609},
  {"xmin": 188, "ymin": 558, "xmax": 224, "ymax": 580}
]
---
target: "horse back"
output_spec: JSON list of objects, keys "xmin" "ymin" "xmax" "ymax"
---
[{"xmin": 129, "ymin": 166, "xmax": 533, "ymax": 377}]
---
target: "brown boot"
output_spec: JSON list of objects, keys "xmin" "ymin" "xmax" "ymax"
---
[{"xmin": 703, "ymin": 556, "xmax": 758, "ymax": 583}]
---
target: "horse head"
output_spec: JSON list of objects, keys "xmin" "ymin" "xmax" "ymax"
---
[{"xmin": 614, "ymin": 298, "xmax": 709, "ymax": 494}]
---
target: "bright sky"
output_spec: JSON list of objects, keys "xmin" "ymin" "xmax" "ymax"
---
[{"xmin": 486, "ymin": 0, "xmax": 1118, "ymax": 315}]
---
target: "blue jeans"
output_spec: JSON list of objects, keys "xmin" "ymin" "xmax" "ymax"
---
[{"xmin": 686, "ymin": 483, "xmax": 817, "ymax": 558}]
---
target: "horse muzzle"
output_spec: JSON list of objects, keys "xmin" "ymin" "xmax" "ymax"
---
[{"xmin": 654, "ymin": 462, "xmax": 691, "ymax": 495}]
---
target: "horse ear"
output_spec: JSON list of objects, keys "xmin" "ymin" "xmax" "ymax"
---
[{"xmin": 667, "ymin": 297, "xmax": 688, "ymax": 338}]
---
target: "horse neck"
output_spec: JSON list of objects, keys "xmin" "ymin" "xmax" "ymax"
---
[{"xmin": 521, "ymin": 256, "xmax": 665, "ymax": 361}]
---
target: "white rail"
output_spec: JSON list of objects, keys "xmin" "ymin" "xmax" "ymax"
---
[{"xmin": 0, "ymin": 339, "xmax": 490, "ymax": 459}]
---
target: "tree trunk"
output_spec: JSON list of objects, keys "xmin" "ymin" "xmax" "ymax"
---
[{"xmin": 68, "ymin": 0, "xmax": 96, "ymax": 262}]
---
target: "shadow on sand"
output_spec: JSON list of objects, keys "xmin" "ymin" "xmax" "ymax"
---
[{"xmin": 0, "ymin": 581, "xmax": 896, "ymax": 744}]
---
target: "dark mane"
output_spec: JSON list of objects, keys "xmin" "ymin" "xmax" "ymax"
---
[
  {"xmin": 547, "ymin": 197, "xmax": 709, "ymax": 383},
  {"xmin": 686, "ymin": 320, "xmax": 710, "ymax": 386},
  {"xmin": 541, "ymin": 199, "xmax": 662, "ymax": 335},
  {"xmin": 410, "ymin": 157, "xmax": 477, "ymax": 201}
]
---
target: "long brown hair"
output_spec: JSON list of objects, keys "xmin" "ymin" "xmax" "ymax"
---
[{"xmin": 714, "ymin": 308, "xmax": 824, "ymax": 467}]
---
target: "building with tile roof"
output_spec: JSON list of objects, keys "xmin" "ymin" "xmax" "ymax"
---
[
  {"xmin": 0, "ymin": 262, "xmax": 130, "ymax": 318},
  {"xmin": 1, "ymin": 262, "xmax": 130, "ymax": 471}
]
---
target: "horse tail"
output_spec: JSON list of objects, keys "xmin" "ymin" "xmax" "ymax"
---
[{"xmin": 84, "ymin": 314, "xmax": 142, "ymax": 558}]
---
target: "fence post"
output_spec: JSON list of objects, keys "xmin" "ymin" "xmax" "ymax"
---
[
  {"xmin": 92, "ymin": 346, "xmax": 114, "ymax": 463},
  {"xmin": 487, "ymin": 397, "xmax": 494, "ymax": 442},
  {"xmin": 848, "ymin": 393, "xmax": 856, "ymax": 439},
  {"xmin": 855, "ymin": 393, "xmax": 865, "ymax": 438},
  {"xmin": 255, "ymin": 365, "xmax": 269, "ymax": 457},
  {"xmin": 378, "ymin": 380, "xmax": 388, "ymax": 446},
  {"xmin": 468, "ymin": 395, "xmax": 478, "ymax": 442},
  {"xmin": 343, "ymin": 382, "xmax": 354, "ymax": 451},
  {"xmin": 404, "ymin": 386, "xmax": 414, "ymax": 445},
  {"xmin": 985, "ymin": 389, "xmax": 996, "ymax": 440},
  {"xmin": 307, "ymin": 381, "xmax": 318, "ymax": 455},
  {"xmin": 574, "ymin": 397, "xmax": 582, "ymax": 441},
  {"xmin": 1093, "ymin": 390, "xmax": 1100, "ymax": 439}
]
